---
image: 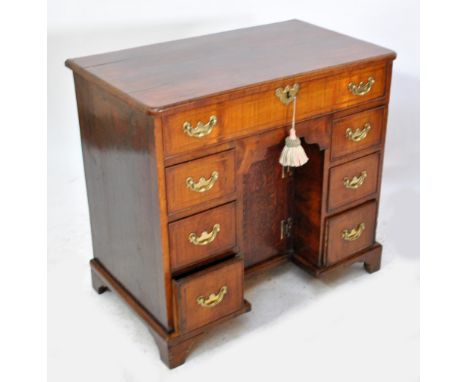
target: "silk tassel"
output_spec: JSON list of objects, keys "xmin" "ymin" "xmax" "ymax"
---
[{"xmin": 279, "ymin": 96, "xmax": 308, "ymax": 167}]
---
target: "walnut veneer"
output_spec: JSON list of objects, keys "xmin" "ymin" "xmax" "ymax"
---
[{"xmin": 66, "ymin": 20, "xmax": 396, "ymax": 369}]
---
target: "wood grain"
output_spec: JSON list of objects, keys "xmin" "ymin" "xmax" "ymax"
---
[
  {"xmin": 236, "ymin": 129, "xmax": 293, "ymax": 268},
  {"xmin": 173, "ymin": 257, "xmax": 244, "ymax": 333},
  {"xmin": 293, "ymin": 144, "xmax": 326, "ymax": 267},
  {"xmin": 165, "ymin": 149, "xmax": 236, "ymax": 215},
  {"xmin": 328, "ymin": 152, "xmax": 380, "ymax": 211},
  {"xmin": 66, "ymin": 20, "xmax": 396, "ymax": 369},
  {"xmin": 74, "ymin": 75, "xmax": 171, "ymax": 330},
  {"xmin": 331, "ymin": 106, "xmax": 385, "ymax": 161},
  {"xmin": 168, "ymin": 202, "xmax": 237, "ymax": 272},
  {"xmin": 325, "ymin": 201, "xmax": 377, "ymax": 265},
  {"xmin": 65, "ymin": 20, "xmax": 395, "ymax": 110},
  {"xmin": 162, "ymin": 62, "xmax": 387, "ymax": 157}
]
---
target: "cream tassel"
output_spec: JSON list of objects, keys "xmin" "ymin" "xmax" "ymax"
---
[{"xmin": 279, "ymin": 96, "xmax": 308, "ymax": 167}]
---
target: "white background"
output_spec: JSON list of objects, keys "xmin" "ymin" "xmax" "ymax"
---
[{"xmin": 46, "ymin": 1, "xmax": 420, "ymax": 381}]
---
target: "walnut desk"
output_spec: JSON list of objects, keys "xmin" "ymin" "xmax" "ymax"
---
[{"xmin": 66, "ymin": 20, "xmax": 396, "ymax": 369}]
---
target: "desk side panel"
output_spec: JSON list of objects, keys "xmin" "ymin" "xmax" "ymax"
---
[{"xmin": 73, "ymin": 75, "xmax": 171, "ymax": 330}]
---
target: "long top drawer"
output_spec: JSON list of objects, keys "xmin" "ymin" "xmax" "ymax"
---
[{"xmin": 162, "ymin": 62, "xmax": 388, "ymax": 156}]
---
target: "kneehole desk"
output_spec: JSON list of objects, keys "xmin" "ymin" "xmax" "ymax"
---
[{"xmin": 66, "ymin": 19, "xmax": 396, "ymax": 369}]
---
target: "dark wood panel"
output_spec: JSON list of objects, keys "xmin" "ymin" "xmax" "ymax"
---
[
  {"xmin": 237, "ymin": 129, "xmax": 293, "ymax": 268},
  {"xmin": 293, "ymin": 144, "xmax": 326, "ymax": 266},
  {"xmin": 74, "ymin": 74, "xmax": 171, "ymax": 330}
]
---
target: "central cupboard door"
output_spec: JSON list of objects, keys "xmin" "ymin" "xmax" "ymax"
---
[{"xmin": 237, "ymin": 129, "xmax": 293, "ymax": 268}]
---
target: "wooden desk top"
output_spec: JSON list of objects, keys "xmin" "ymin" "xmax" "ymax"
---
[{"xmin": 66, "ymin": 20, "xmax": 395, "ymax": 110}]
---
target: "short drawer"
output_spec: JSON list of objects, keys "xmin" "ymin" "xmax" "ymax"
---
[
  {"xmin": 324, "ymin": 201, "xmax": 377, "ymax": 265},
  {"xmin": 328, "ymin": 152, "xmax": 380, "ymax": 211},
  {"xmin": 169, "ymin": 202, "xmax": 237, "ymax": 271},
  {"xmin": 165, "ymin": 149, "xmax": 236, "ymax": 215},
  {"xmin": 331, "ymin": 106, "xmax": 385, "ymax": 161},
  {"xmin": 173, "ymin": 256, "xmax": 244, "ymax": 333},
  {"xmin": 162, "ymin": 63, "xmax": 387, "ymax": 156}
]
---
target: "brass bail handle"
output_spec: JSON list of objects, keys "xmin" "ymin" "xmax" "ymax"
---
[
  {"xmin": 196, "ymin": 286, "xmax": 228, "ymax": 308},
  {"xmin": 343, "ymin": 170, "xmax": 368, "ymax": 189},
  {"xmin": 188, "ymin": 224, "xmax": 221, "ymax": 246},
  {"xmin": 348, "ymin": 76, "xmax": 375, "ymax": 96},
  {"xmin": 342, "ymin": 223, "xmax": 366, "ymax": 241},
  {"xmin": 346, "ymin": 123, "xmax": 372, "ymax": 142},
  {"xmin": 186, "ymin": 171, "xmax": 219, "ymax": 193},
  {"xmin": 183, "ymin": 115, "xmax": 217, "ymax": 138}
]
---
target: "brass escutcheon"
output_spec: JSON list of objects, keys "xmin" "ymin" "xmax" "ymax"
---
[{"xmin": 275, "ymin": 83, "xmax": 300, "ymax": 105}]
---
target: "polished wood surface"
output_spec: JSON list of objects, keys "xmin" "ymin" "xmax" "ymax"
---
[
  {"xmin": 328, "ymin": 152, "xmax": 380, "ymax": 211},
  {"xmin": 163, "ymin": 104, "xmax": 222, "ymax": 156},
  {"xmin": 325, "ymin": 201, "xmax": 377, "ymax": 265},
  {"xmin": 293, "ymin": 143, "xmax": 327, "ymax": 267},
  {"xmin": 330, "ymin": 106, "xmax": 385, "ymax": 161},
  {"xmin": 163, "ymin": 62, "xmax": 387, "ymax": 158},
  {"xmin": 66, "ymin": 20, "xmax": 395, "ymax": 369},
  {"xmin": 165, "ymin": 149, "xmax": 236, "ymax": 216},
  {"xmin": 292, "ymin": 243, "xmax": 382, "ymax": 277},
  {"xmin": 91, "ymin": 258, "xmax": 250, "ymax": 369},
  {"xmin": 168, "ymin": 202, "xmax": 237, "ymax": 272},
  {"xmin": 173, "ymin": 256, "xmax": 244, "ymax": 333},
  {"xmin": 74, "ymin": 75, "xmax": 171, "ymax": 330},
  {"xmin": 237, "ymin": 128, "xmax": 293, "ymax": 267},
  {"xmin": 65, "ymin": 20, "xmax": 395, "ymax": 110}
]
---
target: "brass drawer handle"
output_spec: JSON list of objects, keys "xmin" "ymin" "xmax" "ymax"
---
[
  {"xmin": 348, "ymin": 76, "xmax": 375, "ymax": 96},
  {"xmin": 275, "ymin": 83, "xmax": 300, "ymax": 105},
  {"xmin": 343, "ymin": 170, "xmax": 368, "ymax": 189},
  {"xmin": 196, "ymin": 286, "xmax": 228, "ymax": 308},
  {"xmin": 188, "ymin": 223, "xmax": 221, "ymax": 246},
  {"xmin": 183, "ymin": 115, "xmax": 217, "ymax": 138},
  {"xmin": 346, "ymin": 122, "xmax": 372, "ymax": 142},
  {"xmin": 186, "ymin": 171, "xmax": 219, "ymax": 192},
  {"xmin": 342, "ymin": 223, "xmax": 365, "ymax": 241}
]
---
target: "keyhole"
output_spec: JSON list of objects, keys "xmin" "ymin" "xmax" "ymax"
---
[{"xmin": 286, "ymin": 90, "xmax": 290, "ymax": 99}]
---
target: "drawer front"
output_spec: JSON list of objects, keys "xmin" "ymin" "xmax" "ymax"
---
[
  {"xmin": 331, "ymin": 107, "xmax": 385, "ymax": 160},
  {"xmin": 334, "ymin": 65, "xmax": 387, "ymax": 107},
  {"xmin": 163, "ymin": 63, "xmax": 387, "ymax": 156},
  {"xmin": 325, "ymin": 201, "xmax": 377, "ymax": 265},
  {"xmin": 169, "ymin": 202, "xmax": 237, "ymax": 271},
  {"xmin": 165, "ymin": 150, "xmax": 236, "ymax": 214},
  {"xmin": 173, "ymin": 257, "xmax": 244, "ymax": 333},
  {"xmin": 328, "ymin": 152, "xmax": 380, "ymax": 211},
  {"xmin": 163, "ymin": 104, "xmax": 222, "ymax": 157}
]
